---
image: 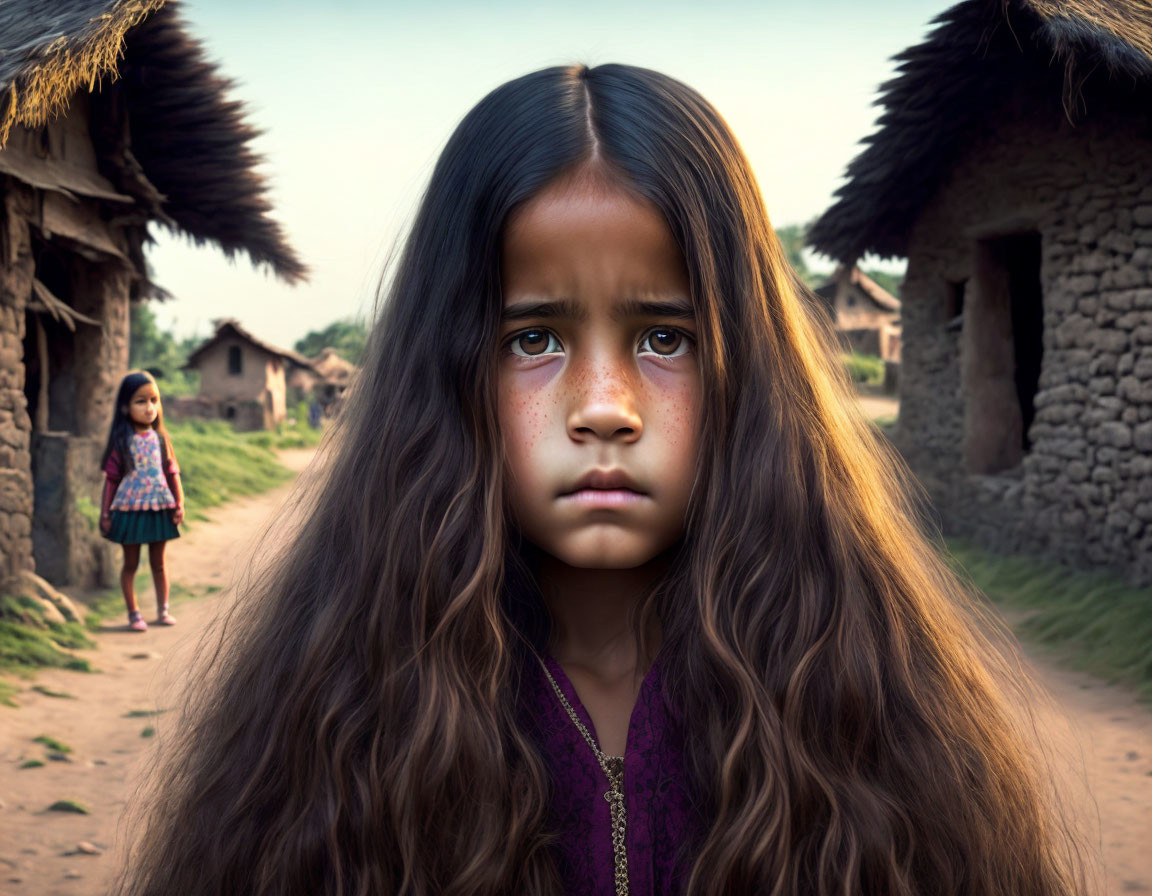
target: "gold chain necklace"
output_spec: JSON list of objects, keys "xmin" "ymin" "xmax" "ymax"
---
[{"xmin": 538, "ymin": 656, "xmax": 630, "ymax": 896}]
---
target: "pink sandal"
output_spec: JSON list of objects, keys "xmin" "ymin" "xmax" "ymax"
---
[
  {"xmin": 156, "ymin": 606, "xmax": 176, "ymax": 626},
  {"xmin": 128, "ymin": 610, "xmax": 148, "ymax": 632}
]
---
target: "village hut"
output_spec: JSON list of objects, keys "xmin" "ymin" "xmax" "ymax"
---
[
  {"xmin": 0, "ymin": 1, "xmax": 305, "ymax": 588},
  {"xmin": 181, "ymin": 319, "xmax": 313, "ymax": 432},
  {"xmin": 809, "ymin": 0, "xmax": 1152, "ymax": 583},
  {"xmin": 812, "ymin": 265, "xmax": 902, "ymax": 363},
  {"xmin": 287, "ymin": 346, "xmax": 358, "ymax": 415}
]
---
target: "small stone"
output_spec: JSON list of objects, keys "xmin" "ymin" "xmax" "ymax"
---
[
  {"xmin": 1135, "ymin": 423, "xmax": 1152, "ymax": 452},
  {"xmin": 1127, "ymin": 751, "xmax": 1141, "ymax": 761},
  {"xmin": 64, "ymin": 870, "xmax": 82, "ymax": 880},
  {"xmin": 1097, "ymin": 422, "xmax": 1133, "ymax": 448}
]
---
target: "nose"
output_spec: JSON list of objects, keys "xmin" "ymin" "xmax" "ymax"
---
[{"xmin": 566, "ymin": 360, "xmax": 643, "ymax": 443}]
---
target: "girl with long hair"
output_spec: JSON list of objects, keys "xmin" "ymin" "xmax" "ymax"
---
[
  {"xmin": 118, "ymin": 64, "xmax": 1086, "ymax": 894},
  {"xmin": 100, "ymin": 370, "xmax": 184, "ymax": 631}
]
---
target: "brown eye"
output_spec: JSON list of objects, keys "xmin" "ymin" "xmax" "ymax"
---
[
  {"xmin": 510, "ymin": 329, "xmax": 560, "ymax": 358},
  {"xmin": 641, "ymin": 328, "xmax": 690, "ymax": 358}
]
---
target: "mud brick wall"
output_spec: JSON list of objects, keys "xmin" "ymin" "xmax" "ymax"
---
[
  {"xmin": 896, "ymin": 101, "xmax": 1152, "ymax": 584},
  {"xmin": 0, "ymin": 184, "xmax": 35, "ymax": 577}
]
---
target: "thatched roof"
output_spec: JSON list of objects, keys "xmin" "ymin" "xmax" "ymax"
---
[
  {"xmin": 0, "ymin": 0, "xmax": 305, "ymax": 282},
  {"xmin": 185, "ymin": 319, "xmax": 314, "ymax": 369},
  {"xmin": 808, "ymin": 0, "xmax": 1152, "ymax": 263},
  {"xmin": 311, "ymin": 347, "xmax": 358, "ymax": 384}
]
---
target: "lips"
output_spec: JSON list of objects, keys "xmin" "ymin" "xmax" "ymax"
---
[{"xmin": 560, "ymin": 468, "xmax": 645, "ymax": 497}]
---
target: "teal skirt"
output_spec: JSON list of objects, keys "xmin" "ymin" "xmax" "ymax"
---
[{"xmin": 105, "ymin": 509, "xmax": 180, "ymax": 545}]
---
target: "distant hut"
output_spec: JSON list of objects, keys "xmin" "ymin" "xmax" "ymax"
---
[
  {"xmin": 812, "ymin": 265, "xmax": 902, "ymax": 362},
  {"xmin": 288, "ymin": 346, "xmax": 357, "ymax": 415},
  {"xmin": 809, "ymin": 0, "xmax": 1152, "ymax": 583},
  {"xmin": 182, "ymin": 320, "xmax": 313, "ymax": 432},
  {"xmin": 0, "ymin": 1, "xmax": 305, "ymax": 587}
]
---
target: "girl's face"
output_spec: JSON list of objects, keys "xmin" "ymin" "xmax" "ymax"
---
[
  {"xmin": 497, "ymin": 175, "xmax": 701, "ymax": 569},
  {"xmin": 127, "ymin": 382, "xmax": 160, "ymax": 429}
]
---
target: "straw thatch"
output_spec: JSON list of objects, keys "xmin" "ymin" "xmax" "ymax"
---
[
  {"xmin": 808, "ymin": 0, "xmax": 1152, "ymax": 264},
  {"xmin": 0, "ymin": 0, "xmax": 306, "ymax": 282}
]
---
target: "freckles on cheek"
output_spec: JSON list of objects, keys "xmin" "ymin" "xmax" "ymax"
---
[
  {"xmin": 498, "ymin": 366, "xmax": 557, "ymax": 461},
  {"xmin": 644, "ymin": 368, "xmax": 701, "ymax": 450}
]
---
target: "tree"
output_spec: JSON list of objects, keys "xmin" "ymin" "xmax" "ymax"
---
[
  {"xmin": 775, "ymin": 221, "xmax": 834, "ymax": 289},
  {"xmin": 128, "ymin": 303, "xmax": 199, "ymax": 397},
  {"xmin": 775, "ymin": 223, "xmax": 812, "ymax": 282},
  {"xmin": 293, "ymin": 318, "xmax": 369, "ymax": 365},
  {"xmin": 775, "ymin": 221, "xmax": 903, "ymax": 297}
]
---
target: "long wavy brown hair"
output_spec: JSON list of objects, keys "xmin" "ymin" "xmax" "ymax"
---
[{"xmin": 117, "ymin": 63, "xmax": 1089, "ymax": 895}]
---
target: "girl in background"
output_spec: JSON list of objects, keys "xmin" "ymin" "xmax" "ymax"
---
[
  {"xmin": 100, "ymin": 370, "xmax": 183, "ymax": 632},
  {"xmin": 119, "ymin": 65, "xmax": 1086, "ymax": 895}
]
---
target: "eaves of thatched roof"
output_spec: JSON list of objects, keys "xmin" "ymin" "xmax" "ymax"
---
[
  {"xmin": 846, "ymin": 266, "xmax": 901, "ymax": 312},
  {"xmin": 808, "ymin": 0, "xmax": 1152, "ymax": 264},
  {"xmin": 185, "ymin": 318, "xmax": 314, "ymax": 370},
  {"xmin": 0, "ymin": 0, "xmax": 306, "ymax": 283},
  {"xmin": 813, "ymin": 264, "xmax": 901, "ymax": 313}
]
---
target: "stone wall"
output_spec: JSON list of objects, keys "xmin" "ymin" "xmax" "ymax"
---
[
  {"xmin": 898, "ymin": 93, "xmax": 1152, "ymax": 583},
  {"xmin": 32, "ymin": 433, "xmax": 109, "ymax": 586},
  {"xmin": 0, "ymin": 183, "xmax": 35, "ymax": 577},
  {"xmin": 0, "ymin": 178, "xmax": 132, "ymax": 586}
]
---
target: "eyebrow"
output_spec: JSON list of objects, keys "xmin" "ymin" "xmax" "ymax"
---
[{"xmin": 501, "ymin": 297, "xmax": 695, "ymax": 323}]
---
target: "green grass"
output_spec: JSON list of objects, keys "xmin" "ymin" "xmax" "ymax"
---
[
  {"xmin": 165, "ymin": 420, "xmax": 307, "ymax": 520},
  {"xmin": 0, "ymin": 593, "xmax": 94, "ymax": 674},
  {"xmin": 0, "ymin": 679, "xmax": 17, "ymax": 706},
  {"xmin": 46, "ymin": 799, "xmax": 89, "ymax": 814},
  {"xmin": 123, "ymin": 708, "xmax": 167, "ymax": 718},
  {"xmin": 948, "ymin": 539, "xmax": 1152, "ymax": 703},
  {"xmin": 31, "ymin": 685, "xmax": 76, "ymax": 699},
  {"xmin": 872, "ymin": 415, "xmax": 898, "ymax": 440},
  {"xmin": 19, "ymin": 759, "xmax": 44, "ymax": 769},
  {"xmin": 33, "ymin": 734, "xmax": 72, "ymax": 753},
  {"xmin": 74, "ymin": 494, "xmax": 101, "ymax": 532},
  {"xmin": 843, "ymin": 352, "xmax": 885, "ymax": 385},
  {"xmin": 140, "ymin": 726, "xmax": 155, "ymax": 738}
]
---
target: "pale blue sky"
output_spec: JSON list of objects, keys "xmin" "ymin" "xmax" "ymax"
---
[{"xmin": 148, "ymin": 0, "xmax": 952, "ymax": 347}]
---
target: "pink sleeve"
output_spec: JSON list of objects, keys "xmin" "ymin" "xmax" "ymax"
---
[
  {"xmin": 103, "ymin": 449, "xmax": 122, "ymax": 484},
  {"xmin": 165, "ymin": 451, "xmax": 180, "ymax": 477}
]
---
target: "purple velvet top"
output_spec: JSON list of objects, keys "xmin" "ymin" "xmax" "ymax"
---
[{"xmin": 518, "ymin": 651, "xmax": 706, "ymax": 895}]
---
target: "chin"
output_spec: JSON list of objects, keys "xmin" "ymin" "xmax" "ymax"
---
[{"xmin": 548, "ymin": 533, "xmax": 669, "ymax": 570}]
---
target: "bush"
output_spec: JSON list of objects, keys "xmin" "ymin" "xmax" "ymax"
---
[{"xmin": 843, "ymin": 352, "xmax": 885, "ymax": 385}]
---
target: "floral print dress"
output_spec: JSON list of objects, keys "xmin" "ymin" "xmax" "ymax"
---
[{"xmin": 105, "ymin": 429, "xmax": 179, "ymax": 511}]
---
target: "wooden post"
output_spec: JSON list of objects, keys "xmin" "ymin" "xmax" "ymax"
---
[{"xmin": 34, "ymin": 313, "xmax": 49, "ymax": 432}]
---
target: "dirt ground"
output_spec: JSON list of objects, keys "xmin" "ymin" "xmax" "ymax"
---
[{"xmin": 2, "ymin": 443, "xmax": 1150, "ymax": 895}]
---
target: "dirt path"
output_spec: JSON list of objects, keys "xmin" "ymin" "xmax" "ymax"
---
[
  {"xmin": 2, "ymin": 443, "xmax": 1150, "ymax": 895},
  {"xmin": 0, "ymin": 448, "xmax": 319, "ymax": 896}
]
